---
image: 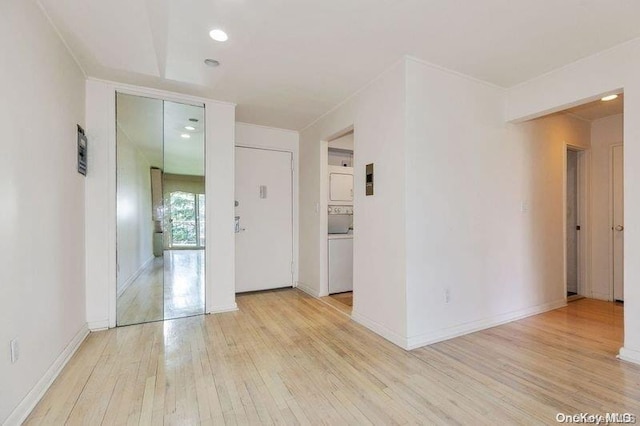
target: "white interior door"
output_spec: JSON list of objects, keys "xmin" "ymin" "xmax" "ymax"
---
[
  {"xmin": 612, "ymin": 145, "xmax": 624, "ymax": 301},
  {"xmin": 235, "ymin": 147, "xmax": 293, "ymax": 293}
]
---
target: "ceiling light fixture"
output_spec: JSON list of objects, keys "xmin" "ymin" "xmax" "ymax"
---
[
  {"xmin": 601, "ymin": 94, "xmax": 618, "ymax": 102},
  {"xmin": 209, "ymin": 29, "xmax": 228, "ymax": 42},
  {"xmin": 184, "ymin": 126, "xmax": 196, "ymax": 131},
  {"xmin": 204, "ymin": 59, "xmax": 220, "ymax": 67},
  {"xmin": 181, "ymin": 134, "xmax": 191, "ymax": 139}
]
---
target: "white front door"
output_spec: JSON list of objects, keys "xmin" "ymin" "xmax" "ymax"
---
[
  {"xmin": 612, "ymin": 145, "xmax": 624, "ymax": 301},
  {"xmin": 235, "ymin": 147, "xmax": 293, "ymax": 293}
]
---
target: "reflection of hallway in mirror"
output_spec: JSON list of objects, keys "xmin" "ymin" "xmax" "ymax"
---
[
  {"xmin": 116, "ymin": 250, "xmax": 204, "ymax": 325},
  {"xmin": 163, "ymin": 250, "xmax": 205, "ymax": 319}
]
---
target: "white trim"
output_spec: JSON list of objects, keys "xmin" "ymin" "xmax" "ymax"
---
[
  {"xmin": 508, "ymin": 36, "xmax": 640, "ymax": 91},
  {"xmin": 296, "ymin": 282, "xmax": 322, "ymax": 298},
  {"xmin": 207, "ymin": 304, "xmax": 239, "ymax": 314},
  {"xmin": 610, "ymin": 143, "xmax": 624, "ymax": 302},
  {"xmin": 3, "ymin": 325, "xmax": 89, "ymax": 426},
  {"xmin": 87, "ymin": 77, "xmax": 236, "ymax": 107},
  {"xmin": 405, "ymin": 55, "xmax": 506, "ymax": 91},
  {"xmin": 405, "ymin": 299, "xmax": 567, "ymax": 350},
  {"xmin": 87, "ymin": 80, "xmax": 235, "ymax": 329},
  {"xmin": 563, "ymin": 144, "xmax": 591, "ymax": 299},
  {"xmin": 117, "ymin": 255, "xmax": 155, "ymax": 297},
  {"xmin": 618, "ymin": 347, "xmax": 640, "ymax": 365},
  {"xmin": 35, "ymin": 1, "xmax": 87, "ymax": 78},
  {"xmin": 300, "ymin": 58, "xmax": 405, "ymax": 132},
  {"xmin": 351, "ymin": 310, "xmax": 408, "ymax": 349},
  {"xmin": 88, "ymin": 320, "xmax": 110, "ymax": 331},
  {"xmin": 590, "ymin": 291, "xmax": 611, "ymax": 301},
  {"xmin": 235, "ymin": 121, "xmax": 298, "ymax": 134}
]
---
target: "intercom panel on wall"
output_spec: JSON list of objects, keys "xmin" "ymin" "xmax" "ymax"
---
[
  {"xmin": 366, "ymin": 163, "xmax": 374, "ymax": 196},
  {"xmin": 77, "ymin": 125, "xmax": 87, "ymax": 176}
]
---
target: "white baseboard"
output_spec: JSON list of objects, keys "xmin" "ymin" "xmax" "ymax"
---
[
  {"xmin": 296, "ymin": 282, "xmax": 322, "ymax": 298},
  {"xmin": 618, "ymin": 347, "xmax": 640, "ymax": 365},
  {"xmin": 3, "ymin": 324, "xmax": 89, "ymax": 426},
  {"xmin": 117, "ymin": 256, "xmax": 155, "ymax": 297},
  {"xmin": 351, "ymin": 310, "xmax": 409, "ymax": 349},
  {"xmin": 207, "ymin": 304, "xmax": 238, "ymax": 314},
  {"xmin": 87, "ymin": 319, "xmax": 110, "ymax": 331},
  {"xmin": 405, "ymin": 298, "xmax": 567, "ymax": 350},
  {"xmin": 590, "ymin": 292, "xmax": 611, "ymax": 301}
]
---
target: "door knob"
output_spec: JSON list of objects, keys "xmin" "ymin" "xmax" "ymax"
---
[{"xmin": 615, "ymin": 225, "xmax": 624, "ymax": 231}]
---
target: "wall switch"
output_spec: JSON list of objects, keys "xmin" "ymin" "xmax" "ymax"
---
[
  {"xmin": 444, "ymin": 288, "xmax": 451, "ymax": 303},
  {"xmin": 10, "ymin": 339, "xmax": 19, "ymax": 363}
]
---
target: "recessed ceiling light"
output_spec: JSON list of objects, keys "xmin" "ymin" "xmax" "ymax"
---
[
  {"xmin": 209, "ymin": 29, "xmax": 228, "ymax": 42},
  {"xmin": 181, "ymin": 134, "xmax": 191, "ymax": 139},
  {"xmin": 601, "ymin": 94, "xmax": 618, "ymax": 101},
  {"xmin": 204, "ymin": 59, "xmax": 220, "ymax": 67},
  {"xmin": 184, "ymin": 126, "xmax": 196, "ymax": 131}
]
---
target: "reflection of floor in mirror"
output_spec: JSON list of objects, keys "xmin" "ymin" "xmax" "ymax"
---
[
  {"xmin": 116, "ymin": 250, "xmax": 205, "ymax": 326},
  {"xmin": 320, "ymin": 291, "xmax": 353, "ymax": 315}
]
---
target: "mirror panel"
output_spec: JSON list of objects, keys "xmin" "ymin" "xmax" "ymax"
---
[
  {"xmin": 116, "ymin": 94, "xmax": 205, "ymax": 326},
  {"xmin": 163, "ymin": 101, "xmax": 205, "ymax": 320},
  {"xmin": 116, "ymin": 93, "xmax": 164, "ymax": 326}
]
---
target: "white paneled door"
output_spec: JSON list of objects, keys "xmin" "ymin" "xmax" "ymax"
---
[
  {"xmin": 612, "ymin": 145, "xmax": 624, "ymax": 302},
  {"xmin": 235, "ymin": 147, "xmax": 293, "ymax": 293}
]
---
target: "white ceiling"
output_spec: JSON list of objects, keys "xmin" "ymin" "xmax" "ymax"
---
[
  {"xmin": 564, "ymin": 93, "xmax": 624, "ymax": 121},
  {"xmin": 117, "ymin": 93, "xmax": 205, "ymax": 176},
  {"xmin": 39, "ymin": 0, "xmax": 640, "ymax": 130}
]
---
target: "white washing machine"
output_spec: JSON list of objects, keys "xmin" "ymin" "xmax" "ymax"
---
[{"xmin": 328, "ymin": 235, "xmax": 353, "ymax": 294}]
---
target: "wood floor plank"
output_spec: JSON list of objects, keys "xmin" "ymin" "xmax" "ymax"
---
[{"xmin": 24, "ymin": 291, "xmax": 640, "ymax": 425}]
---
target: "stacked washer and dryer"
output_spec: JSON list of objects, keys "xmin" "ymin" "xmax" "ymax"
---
[{"xmin": 328, "ymin": 165, "xmax": 353, "ymax": 294}]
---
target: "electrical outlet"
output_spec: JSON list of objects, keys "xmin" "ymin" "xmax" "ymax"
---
[
  {"xmin": 520, "ymin": 200, "xmax": 529, "ymax": 213},
  {"xmin": 10, "ymin": 339, "xmax": 19, "ymax": 363},
  {"xmin": 444, "ymin": 288, "xmax": 451, "ymax": 303}
]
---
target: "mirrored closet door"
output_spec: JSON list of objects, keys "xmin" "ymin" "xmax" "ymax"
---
[{"xmin": 116, "ymin": 93, "xmax": 205, "ymax": 326}]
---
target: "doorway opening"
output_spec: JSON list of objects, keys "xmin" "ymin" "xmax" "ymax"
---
[
  {"xmin": 612, "ymin": 144, "xmax": 624, "ymax": 303},
  {"xmin": 321, "ymin": 128, "xmax": 355, "ymax": 315},
  {"xmin": 566, "ymin": 146, "xmax": 587, "ymax": 301},
  {"xmin": 115, "ymin": 92, "xmax": 206, "ymax": 326}
]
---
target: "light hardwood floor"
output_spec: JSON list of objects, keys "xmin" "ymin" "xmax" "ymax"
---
[
  {"xmin": 117, "ymin": 250, "xmax": 205, "ymax": 326},
  {"xmin": 321, "ymin": 292, "xmax": 353, "ymax": 315},
  {"xmin": 27, "ymin": 292, "xmax": 639, "ymax": 425}
]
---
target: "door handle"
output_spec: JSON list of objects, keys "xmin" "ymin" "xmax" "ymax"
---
[{"xmin": 615, "ymin": 225, "xmax": 624, "ymax": 232}]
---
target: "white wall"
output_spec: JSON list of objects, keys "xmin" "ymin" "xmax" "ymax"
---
[
  {"xmin": 351, "ymin": 61, "xmax": 408, "ymax": 344},
  {"xmin": 86, "ymin": 79, "xmax": 237, "ymax": 329},
  {"xmin": 116, "ymin": 128, "xmax": 153, "ymax": 295},
  {"xmin": 404, "ymin": 58, "xmax": 591, "ymax": 348},
  {"xmin": 590, "ymin": 114, "xmax": 624, "ymax": 300},
  {"xmin": 299, "ymin": 60, "xmax": 408, "ymax": 345},
  {"xmin": 0, "ymin": 0, "xmax": 87, "ymax": 423},
  {"xmin": 235, "ymin": 122, "xmax": 300, "ymax": 285},
  {"xmin": 328, "ymin": 132, "xmax": 354, "ymax": 150},
  {"xmin": 328, "ymin": 150, "xmax": 353, "ymax": 167},
  {"xmin": 507, "ymin": 38, "xmax": 640, "ymax": 365}
]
